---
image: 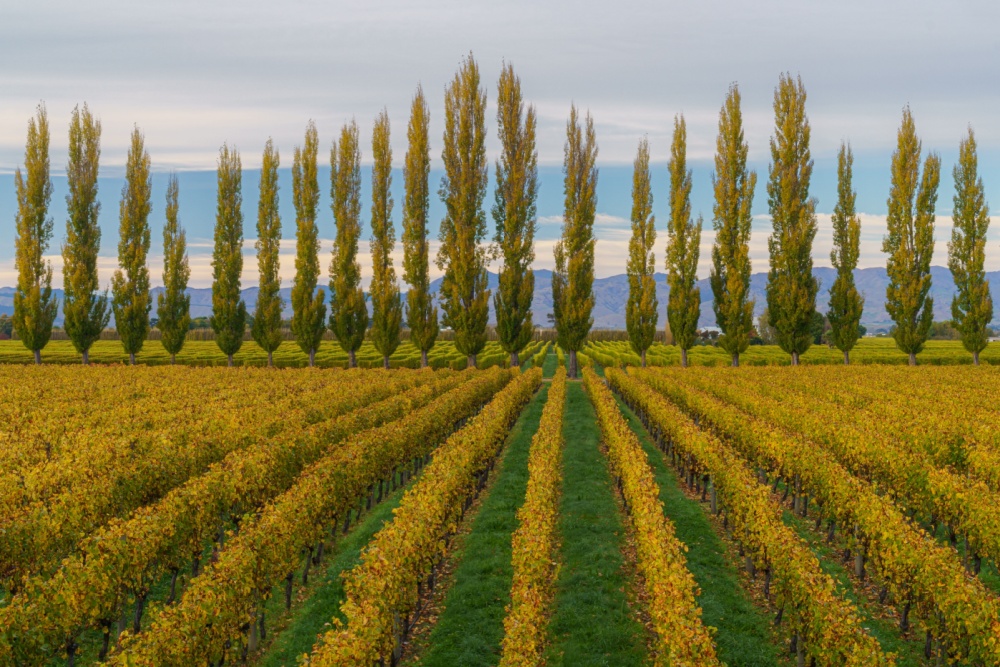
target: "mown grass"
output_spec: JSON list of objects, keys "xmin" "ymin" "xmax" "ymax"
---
[
  {"xmin": 411, "ymin": 385, "xmax": 549, "ymax": 666},
  {"xmin": 544, "ymin": 382, "xmax": 647, "ymax": 667},
  {"xmin": 613, "ymin": 394, "xmax": 785, "ymax": 667},
  {"xmin": 255, "ymin": 480, "xmax": 412, "ymax": 666}
]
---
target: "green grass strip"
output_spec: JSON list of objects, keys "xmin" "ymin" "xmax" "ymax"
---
[
  {"xmin": 257, "ymin": 487, "xmax": 409, "ymax": 666},
  {"xmin": 614, "ymin": 394, "xmax": 785, "ymax": 667},
  {"xmin": 542, "ymin": 350, "xmax": 558, "ymax": 378},
  {"xmin": 414, "ymin": 385, "xmax": 549, "ymax": 667},
  {"xmin": 544, "ymin": 383, "xmax": 647, "ymax": 667}
]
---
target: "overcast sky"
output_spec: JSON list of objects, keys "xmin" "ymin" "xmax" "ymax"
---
[{"xmin": 2, "ymin": 0, "xmax": 999, "ymax": 287}]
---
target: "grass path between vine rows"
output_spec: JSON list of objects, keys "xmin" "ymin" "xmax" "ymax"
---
[
  {"xmin": 544, "ymin": 382, "xmax": 647, "ymax": 667},
  {"xmin": 252, "ymin": 470, "xmax": 416, "ymax": 666},
  {"xmin": 405, "ymin": 384, "xmax": 549, "ymax": 666},
  {"xmin": 542, "ymin": 349, "xmax": 559, "ymax": 378},
  {"xmin": 612, "ymin": 393, "xmax": 789, "ymax": 667}
]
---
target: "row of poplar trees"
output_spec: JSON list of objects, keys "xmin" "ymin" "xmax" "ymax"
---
[
  {"xmin": 10, "ymin": 53, "xmax": 602, "ymax": 373},
  {"xmin": 625, "ymin": 73, "xmax": 993, "ymax": 366},
  {"xmin": 13, "ymin": 104, "xmax": 193, "ymax": 366}
]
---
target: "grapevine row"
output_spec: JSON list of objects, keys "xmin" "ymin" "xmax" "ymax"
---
[
  {"xmin": 0, "ymin": 370, "xmax": 463, "ymax": 666},
  {"xmin": 499, "ymin": 368, "xmax": 566, "ymax": 667},
  {"xmin": 707, "ymin": 365, "xmax": 1000, "ymax": 493},
  {"xmin": 634, "ymin": 368, "xmax": 1000, "ymax": 665},
  {"xmin": 607, "ymin": 369, "xmax": 891, "ymax": 667},
  {"xmin": 583, "ymin": 369, "xmax": 721, "ymax": 666},
  {"xmin": 0, "ymin": 370, "xmax": 423, "ymax": 589},
  {"xmin": 676, "ymin": 368, "xmax": 1000, "ymax": 578},
  {"xmin": 107, "ymin": 367, "xmax": 518, "ymax": 667},
  {"xmin": 304, "ymin": 368, "xmax": 542, "ymax": 666}
]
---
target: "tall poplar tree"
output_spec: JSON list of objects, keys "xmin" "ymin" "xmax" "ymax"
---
[
  {"xmin": 948, "ymin": 127, "xmax": 992, "ymax": 365},
  {"xmin": 157, "ymin": 174, "xmax": 190, "ymax": 363},
  {"xmin": 552, "ymin": 105, "xmax": 598, "ymax": 378},
  {"xmin": 626, "ymin": 137, "xmax": 657, "ymax": 367},
  {"xmin": 710, "ymin": 84, "xmax": 757, "ymax": 367},
  {"xmin": 438, "ymin": 53, "xmax": 490, "ymax": 368},
  {"xmin": 827, "ymin": 143, "xmax": 864, "ymax": 364},
  {"xmin": 111, "ymin": 127, "xmax": 152, "ymax": 365},
  {"xmin": 329, "ymin": 120, "xmax": 367, "ymax": 368},
  {"xmin": 12, "ymin": 103, "xmax": 57, "ymax": 364},
  {"xmin": 883, "ymin": 108, "xmax": 940, "ymax": 366},
  {"xmin": 62, "ymin": 103, "xmax": 110, "ymax": 365},
  {"xmin": 290, "ymin": 121, "xmax": 326, "ymax": 367},
  {"xmin": 665, "ymin": 114, "xmax": 702, "ymax": 368},
  {"xmin": 493, "ymin": 62, "xmax": 538, "ymax": 368},
  {"xmin": 369, "ymin": 110, "xmax": 402, "ymax": 369},
  {"xmin": 210, "ymin": 143, "xmax": 248, "ymax": 366},
  {"xmin": 252, "ymin": 139, "xmax": 283, "ymax": 367},
  {"xmin": 765, "ymin": 74, "xmax": 817, "ymax": 365},
  {"xmin": 402, "ymin": 87, "xmax": 438, "ymax": 367}
]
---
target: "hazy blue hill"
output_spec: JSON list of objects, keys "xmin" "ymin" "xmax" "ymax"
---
[{"xmin": 3, "ymin": 266, "xmax": 998, "ymax": 330}]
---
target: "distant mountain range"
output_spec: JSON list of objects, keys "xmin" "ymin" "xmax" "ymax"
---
[{"xmin": 2, "ymin": 266, "xmax": 997, "ymax": 330}]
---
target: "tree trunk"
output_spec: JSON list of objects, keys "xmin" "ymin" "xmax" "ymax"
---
[
  {"xmin": 348, "ymin": 349, "xmax": 357, "ymax": 368},
  {"xmin": 731, "ymin": 352, "xmax": 739, "ymax": 368},
  {"xmin": 843, "ymin": 349, "xmax": 849, "ymax": 365},
  {"xmin": 641, "ymin": 349, "xmax": 647, "ymax": 367},
  {"xmin": 227, "ymin": 353, "xmax": 234, "ymax": 367},
  {"xmin": 467, "ymin": 353, "xmax": 477, "ymax": 369},
  {"xmin": 790, "ymin": 351, "xmax": 798, "ymax": 366},
  {"xmin": 267, "ymin": 350, "xmax": 273, "ymax": 367},
  {"xmin": 133, "ymin": 592, "xmax": 147, "ymax": 633},
  {"xmin": 680, "ymin": 348, "xmax": 688, "ymax": 368},
  {"xmin": 308, "ymin": 348, "xmax": 315, "ymax": 367},
  {"xmin": 129, "ymin": 352, "xmax": 136, "ymax": 365},
  {"xmin": 908, "ymin": 351, "xmax": 917, "ymax": 366},
  {"xmin": 33, "ymin": 349, "xmax": 41, "ymax": 365},
  {"xmin": 510, "ymin": 351, "xmax": 520, "ymax": 368},
  {"xmin": 170, "ymin": 353, "xmax": 176, "ymax": 365},
  {"xmin": 82, "ymin": 349, "xmax": 89, "ymax": 365},
  {"xmin": 973, "ymin": 350, "xmax": 980, "ymax": 365},
  {"xmin": 569, "ymin": 350, "xmax": 578, "ymax": 378},
  {"xmin": 383, "ymin": 355, "xmax": 390, "ymax": 370},
  {"xmin": 421, "ymin": 349, "xmax": 428, "ymax": 368}
]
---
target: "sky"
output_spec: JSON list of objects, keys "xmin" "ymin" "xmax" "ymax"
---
[{"xmin": 1, "ymin": 0, "xmax": 999, "ymax": 288}]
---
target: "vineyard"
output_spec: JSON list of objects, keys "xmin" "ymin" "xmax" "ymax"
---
[{"xmin": 0, "ymin": 355, "xmax": 998, "ymax": 666}]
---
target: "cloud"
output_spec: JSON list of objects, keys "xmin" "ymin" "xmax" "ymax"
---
[{"xmin": 2, "ymin": 0, "xmax": 999, "ymax": 173}]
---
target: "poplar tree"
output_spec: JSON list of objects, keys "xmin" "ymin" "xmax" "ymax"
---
[
  {"xmin": 710, "ymin": 84, "xmax": 757, "ymax": 367},
  {"xmin": 290, "ymin": 121, "xmax": 326, "ymax": 367},
  {"xmin": 552, "ymin": 105, "xmax": 598, "ymax": 378},
  {"xmin": 369, "ymin": 110, "xmax": 402, "ymax": 369},
  {"xmin": 328, "ymin": 120, "xmax": 367, "ymax": 368},
  {"xmin": 210, "ymin": 143, "xmax": 248, "ymax": 366},
  {"xmin": 626, "ymin": 137, "xmax": 657, "ymax": 367},
  {"xmin": 883, "ymin": 108, "xmax": 940, "ymax": 366},
  {"xmin": 62, "ymin": 104, "xmax": 110, "ymax": 365},
  {"xmin": 157, "ymin": 174, "xmax": 190, "ymax": 363},
  {"xmin": 665, "ymin": 114, "xmax": 702, "ymax": 368},
  {"xmin": 111, "ymin": 127, "xmax": 152, "ymax": 365},
  {"xmin": 251, "ymin": 139, "xmax": 283, "ymax": 367},
  {"xmin": 493, "ymin": 62, "xmax": 538, "ymax": 368},
  {"xmin": 827, "ymin": 143, "xmax": 864, "ymax": 364},
  {"xmin": 402, "ymin": 87, "xmax": 438, "ymax": 367},
  {"xmin": 948, "ymin": 127, "xmax": 992, "ymax": 365},
  {"xmin": 438, "ymin": 53, "xmax": 490, "ymax": 368},
  {"xmin": 765, "ymin": 74, "xmax": 817, "ymax": 365},
  {"xmin": 12, "ymin": 103, "xmax": 57, "ymax": 364}
]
